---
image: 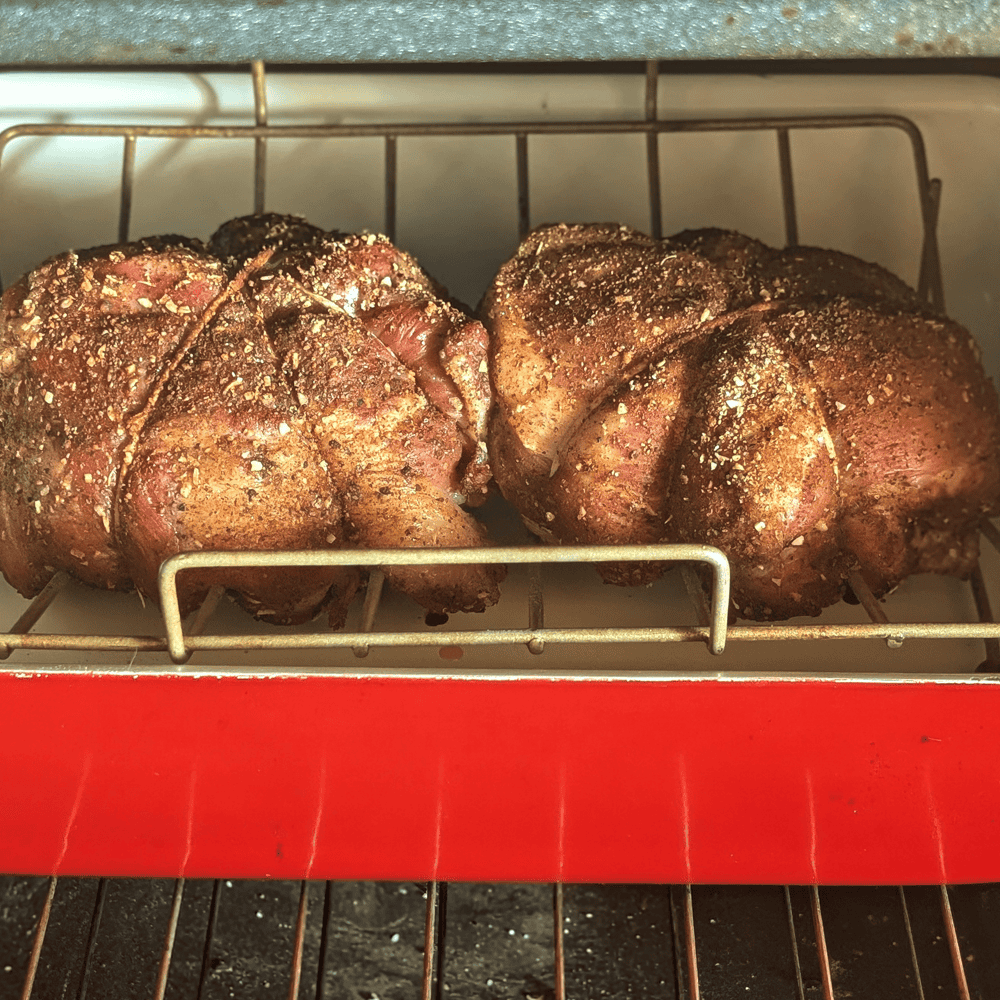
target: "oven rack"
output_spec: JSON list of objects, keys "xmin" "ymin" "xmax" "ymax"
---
[
  {"xmin": 6, "ymin": 876, "xmax": 994, "ymax": 1000},
  {"xmin": 0, "ymin": 530, "xmax": 999, "ymax": 667},
  {"xmin": 0, "ymin": 60, "xmax": 997, "ymax": 671},
  {"xmin": 0, "ymin": 62, "xmax": 949, "ymax": 306}
]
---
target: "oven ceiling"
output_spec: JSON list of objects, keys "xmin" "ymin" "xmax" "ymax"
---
[{"xmin": 1, "ymin": 0, "xmax": 999, "ymax": 65}]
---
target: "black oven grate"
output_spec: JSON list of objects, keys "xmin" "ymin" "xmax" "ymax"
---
[{"xmin": 3, "ymin": 876, "xmax": 998, "ymax": 998}]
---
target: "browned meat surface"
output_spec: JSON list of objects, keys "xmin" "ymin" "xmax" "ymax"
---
[
  {"xmin": 0, "ymin": 214, "xmax": 502, "ymax": 625},
  {"xmin": 482, "ymin": 223, "xmax": 1000, "ymax": 620},
  {"xmin": 0, "ymin": 238, "xmax": 228, "ymax": 598}
]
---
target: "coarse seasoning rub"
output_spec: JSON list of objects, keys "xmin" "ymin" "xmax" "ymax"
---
[
  {"xmin": 0, "ymin": 214, "xmax": 502, "ymax": 626},
  {"xmin": 481, "ymin": 224, "xmax": 1000, "ymax": 621}
]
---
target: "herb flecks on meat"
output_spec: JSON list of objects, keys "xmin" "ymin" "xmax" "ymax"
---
[{"xmin": 0, "ymin": 214, "xmax": 502, "ymax": 626}]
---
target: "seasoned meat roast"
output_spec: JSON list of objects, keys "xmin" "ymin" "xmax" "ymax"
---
[
  {"xmin": 482, "ymin": 223, "xmax": 1000, "ymax": 620},
  {"xmin": 0, "ymin": 214, "xmax": 502, "ymax": 625}
]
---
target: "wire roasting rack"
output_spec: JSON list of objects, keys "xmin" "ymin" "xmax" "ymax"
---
[{"xmin": 0, "ymin": 60, "xmax": 998, "ymax": 670}]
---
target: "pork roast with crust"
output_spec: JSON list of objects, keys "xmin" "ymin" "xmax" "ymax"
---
[
  {"xmin": 0, "ymin": 214, "xmax": 502, "ymax": 626},
  {"xmin": 481, "ymin": 223, "xmax": 1000, "ymax": 621}
]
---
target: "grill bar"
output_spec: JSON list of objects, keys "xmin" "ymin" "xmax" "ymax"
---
[
  {"xmin": 170, "ymin": 584, "xmax": 226, "ymax": 666},
  {"xmin": 152, "ymin": 878, "xmax": 185, "ymax": 1000},
  {"xmin": 185, "ymin": 584, "xmax": 226, "ymax": 641},
  {"xmin": 7, "ymin": 620, "xmax": 1000, "ymax": 666},
  {"xmin": 917, "ymin": 177, "xmax": 945, "ymax": 309},
  {"xmin": 527, "ymin": 562, "xmax": 545, "ymax": 655},
  {"xmin": 315, "ymin": 881, "xmax": 334, "ymax": 1000},
  {"xmin": 516, "ymin": 132, "xmax": 530, "ymax": 239},
  {"xmin": 898, "ymin": 886, "xmax": 928, "ymax": 1000},
  {"xmin": 352, "ymin": 568, "xmax": 386, "ymax": 658},
  {"xmin": 683, "ymin": 885, "xmax": 701, "ymax": 1000},
  {"xmin": 75, "ymin": 877, "xmax": 108, "ymax": 1000},
  {"xmin": 940, "ymin": 884, "xmax": 973, "ymax": 1000},
  {"xmin": 846, "ymin": 567, "xmax": 908, "ymax": 652},
  {"xmin": 286, "ymin": 880, "xmax": 309, "ymax": 1000},
  {"xmin": 847, "ymin": 567, "xmax": 891, "ymax": 626},
  {"xmin": 982, "ymin": 517, "xmax": 1000, "ymax": 554},
  {"xmin": 810, "ymin": 886, "xmax": 835, "ymax": 1000},
  {"xmin": 777, "ymin": 127, "xmax": 799, "ymax": 248},
  {"xmin": 118, "ymin": 135, "xmax": 136, "ymax": 243},
  {"xmin": 668, "ymin": 888, "xmax": 687, "ymax": 999},
  {"xmin": 783, "ymin": 886, "xmax": 807, "ymax": 1000},
  {"xmin": 1, "ymin": 570, "xmax": 69, "ymax": 657},
  {"xmin": 970, "ymin": 561, "xmax": 1000, "ymax": 672},
  {"xmin": 421, "ymin": 882, "xmax": 444, "ymax": 1000},
  {"xmin": 252, "ymin": 59, "xmax": 268, "ymax": 213},
  {"xmin": 645, "ymin": 60, "xmax": 662, "ymax": 240},
  {"xmin": 552, "ymin": 883, "xmax": 565, "ymax": 1000},
  {"xmin": 195, "ymin": 879, "xmax": 223, "ymax": 1000},
  {"xmin": 434, "ymin": 883, "xmax": 448, "ymax": 1000},
  {"xmin": 385, "ymin": 134, "xmax": 397, "ymax": 243},
  {"xmin": 19, "ymin": 877, "xmax": 56, "ymax": 1000},
  {"xmin": 0, "ymin": 113, "xmax": 942, "ymax": 144}
]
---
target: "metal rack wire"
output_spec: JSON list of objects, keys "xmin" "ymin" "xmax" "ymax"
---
[
  {"xmin": 6, "ymin": 874, "xmax": 992, "ymax": 999},
  {"xmin": 0, "ymin": 58, "xmax": 997, "ymax": 669}
]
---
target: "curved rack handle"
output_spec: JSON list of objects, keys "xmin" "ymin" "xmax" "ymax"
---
[{"xmin": 157, "ymin": 543, "xmax": 732, "ymax": 663}]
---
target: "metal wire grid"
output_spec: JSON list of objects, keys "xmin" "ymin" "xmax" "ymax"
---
[
  {"xmin": 5, "ymin": 875, "xmax": 993, "ymax": 999},
  {"xmin": 0, "ymin": 59, "xmax": 997, "ymax": 667}
]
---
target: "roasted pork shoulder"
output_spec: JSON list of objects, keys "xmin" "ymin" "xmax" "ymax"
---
[
  {"xmin": 0, "ymin": 214, "xmax": 502, "ymax": 625},
  {"xmin": 481, "ymin": 223, "xmax": 1000, "ymax": 620}
]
